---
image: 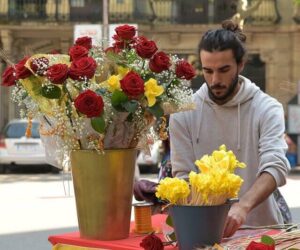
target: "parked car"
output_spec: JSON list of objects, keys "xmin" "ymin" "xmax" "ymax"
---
[{"xmin": 0, "ymin": 119, "xmax": 59, "ymax": 173}]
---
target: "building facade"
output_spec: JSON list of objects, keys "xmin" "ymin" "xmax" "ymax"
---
[{"xmin": 0, "ymin": 0, "xmax": 300, "ymax": 130}]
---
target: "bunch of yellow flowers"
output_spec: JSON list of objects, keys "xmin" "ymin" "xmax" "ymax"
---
[
  {"xmin": 155, "ymin": 177, "xmax": 190, "ymax": 205},
  {"xmin": 155, "ymin": 145, "xmax": 246, "ymax": 206}
]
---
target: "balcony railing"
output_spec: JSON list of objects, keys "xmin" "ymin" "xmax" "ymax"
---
[{"xmin": 0, "ymin": 0, "xmax": 280, "ymax": 25}]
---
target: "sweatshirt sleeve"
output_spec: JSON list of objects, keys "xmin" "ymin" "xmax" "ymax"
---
[
  {"xmin": 257, "ymin": 101, "xmax": 291, "ymax": 187},
  {"xmin": 169, "ymin": 112, "xmax": 198, "ymax": 180}
]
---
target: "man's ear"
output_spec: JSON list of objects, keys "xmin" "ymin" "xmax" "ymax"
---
[{"xmin": 238, "ymin": 59, "xmax": 246, "ymax": 74}]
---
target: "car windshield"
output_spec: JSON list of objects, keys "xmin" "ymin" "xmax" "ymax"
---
[{"xmin": 5, "ymin": 122, "xmax": 40, "ymax": 138}]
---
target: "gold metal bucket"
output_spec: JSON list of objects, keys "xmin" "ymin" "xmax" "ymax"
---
[{"xmin": 70, "ymin": 149, "xmax": 137, "ymax": 240}]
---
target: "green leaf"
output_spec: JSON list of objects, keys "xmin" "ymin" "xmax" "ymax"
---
[
  {"xmin": 261, "ymin": 235, "xmax": 275, "ymax": 246},
  {"xmin": 111, "ymin": 90, "xmax": 128, "ymax": 107},
  {"xmin": 171, "ymin": 79, "xmax": 180, "ymax": 85},
  {"xmin": 148, "ymin": 103, "xmax": 164, "ymax": 119},
  {"xmin": 127, "ymin": 112, "xmax": 134, "ymax": 122},
  {"xmin": 122, "ymin": 100, "xmax": 138, "ymax": 113},
  {"xmin": 166, "ymin": 215, "xmax": 173, "ymax": 227},
  {"xmin": 40, "ymin": 84, "xmax": 61, "ymax": 99},
  {"xmin": 91, "ymin": 116, "xmax": 106, "ymax": 134}
]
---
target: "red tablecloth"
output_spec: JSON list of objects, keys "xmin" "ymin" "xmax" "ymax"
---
[
  {"xmin": 48, "ymin": 214, "xmax": 176, "ymax": 250},
  {"xmin": 49, "ymin": 215, "xmax": 296, "ymax": 250}
]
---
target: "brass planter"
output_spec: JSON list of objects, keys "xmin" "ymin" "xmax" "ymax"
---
[{"xmin": 70, "ymin": 149, "xmax": 137, "ymax": 240}]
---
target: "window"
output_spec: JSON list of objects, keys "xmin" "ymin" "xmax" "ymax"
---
[
  {"xmin": 71, "ymin": 0, "xmax": 85, "ymax": 7},
  {"xmin": 5, "ymin": 122, "xmax": 40, "ymax": 138}
]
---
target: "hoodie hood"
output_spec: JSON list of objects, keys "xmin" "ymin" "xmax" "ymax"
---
[
  {"xmin": 193, "ymin": 75, "xmax": 260, "ymax": 151},
  {"xmin": 194, "ymin": 75, "xmax": 260, "ymax": 107}
]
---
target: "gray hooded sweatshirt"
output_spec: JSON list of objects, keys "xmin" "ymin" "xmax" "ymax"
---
[{"xmin": 170, "ymin": 75, "xmax": 290, "ymax": 226}]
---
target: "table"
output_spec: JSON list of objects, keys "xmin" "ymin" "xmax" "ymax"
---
[
  {"xmin": 49, "ymin": 215, "xmax": 299, "ymax": 250},
  {"xmin": 49, "ymin": 214, "xmax": 176, "ymax": 250}
]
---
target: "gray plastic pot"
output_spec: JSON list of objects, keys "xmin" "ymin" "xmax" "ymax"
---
[{"xmin": 169, "ymin": 201, "xmax": 234, "ymax": 250}]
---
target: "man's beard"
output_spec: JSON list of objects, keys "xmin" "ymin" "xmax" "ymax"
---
[{"xmin": 207, "ymin": 73, "xmax": 239, "ymax": 103}]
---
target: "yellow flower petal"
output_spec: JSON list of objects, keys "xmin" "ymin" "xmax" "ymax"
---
[
  {"xmin": 117, "ymin": 66, "xmax": 129, "ymax": 77},
  {"xmin": 107, "ymin": 75, "xmax": 121, "ymax": 92},
  {"xmin": 144, "ymin": 78, "xmax": 164, "ymax": 107}
]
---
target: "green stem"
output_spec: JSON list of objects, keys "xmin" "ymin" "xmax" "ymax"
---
[{"xmin": 63, "ymin": 84, "xmax": 82, "ymax": 149}]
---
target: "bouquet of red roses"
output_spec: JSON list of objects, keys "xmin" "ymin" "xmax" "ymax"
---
[{"xmin": 1, "ymin": 24, "xmax": 195, "ymax": 167}]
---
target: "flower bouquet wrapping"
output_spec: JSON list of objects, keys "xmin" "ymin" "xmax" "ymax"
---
[
  {"xmin": 1, "ymin": 24, "xmax": 195, "ymax": 167},
  {"xmin": 155, "ymin": 145, "xmax": 246, "ymax": 249},
  {"xmin": 1, "ymin": 24, "xmax": 196, "ymax": 240}
]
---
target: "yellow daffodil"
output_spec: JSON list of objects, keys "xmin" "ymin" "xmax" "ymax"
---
[
  {"xmin": 195, "ymin": 155, "xmax": 211, "ymax": 173},
  {"xmin": 107, "ymin": 75, "xmax": 121, "ymax": 92},
  {"xmin": 105, "ymin": 67, "xmax": 129, "ymax": 92},
  {"xmin": 144, "ymin": 78, "xmax": 164, "ymax": 107},
  {"xmin": 156, "ymin": 177, "xmax": 190, "ymax": 205},
  {"xmin": 117, "ymin": 66, "xmax": 129, "ymax": 77}
]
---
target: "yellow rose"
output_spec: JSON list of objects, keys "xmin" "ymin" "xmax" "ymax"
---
[
  {"xmin": 107, "ymin": 75, "xmax": 121, "ymax": 92},
  {"xmin": 144, "ymin": 78, "xmax": 164, "ymax": 107}
]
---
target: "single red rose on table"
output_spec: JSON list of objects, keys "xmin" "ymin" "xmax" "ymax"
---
[
  {"xmin": 75, "ymin": 36, "xmax": 92, "ymax": 50},
  {"xmin": 120, "ymin": 71, "xmax": 144, "ymax": 99},
  {"xmin": 1, "ymin": 66, "xmax": 17, "ymax": 86},
  {"xmin": 135, "ymin": 36, "xmax": 158, "ymax": 59},
  {"xmin": 46, "ymin": 64, "xmax": 69, "ymax": 84},
  {"xmin": 115, "ymin": 24, "xmax": 136, "ymax": 40},
  {"xmin": 149, "ymin": 51, "xmax": 171, "ymax": 73},
  {"xmin": 69, "ymin": 57, "xmax": 97, "ymax": 81},
  {"xmin": 246, "ymin": 241, "xmax": 275, "ymax": 250},
  {"xmin": 175, "ymin": 60, "xmax": 196, "ymax": 80},
  {"xmin": 140, "ymin": 233, "xmax": 164, "ymax": 250},
  {"xmin": 15, "ymin": 57, "xmax": 32, "ymax": 79},
  {"xmin": 69, "ymin": 45, "xmax": 89, "ymax": 61},
  {"xmin": 74, "ymin": 90, "xmax": 104, "ymax": 118}
]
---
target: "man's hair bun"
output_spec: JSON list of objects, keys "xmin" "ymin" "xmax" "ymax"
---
[{"xmin": 221, "ymin": 20, "xmax": 246, "ymax": 43}]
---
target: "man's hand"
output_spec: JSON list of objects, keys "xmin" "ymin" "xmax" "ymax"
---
[
  {"xmin": 223, "ymin": 172, "xmax": 277, "ymax": 238},
  {"xmin": 133, "ymin": 179, "xmax": 158, "ymax": 204},
  {"xmin": 223, "ymin": 202, "xmax": 248, "ymax": 237}
]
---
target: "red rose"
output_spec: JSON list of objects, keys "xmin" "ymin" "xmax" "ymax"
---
[
  {"xmin": 1, "ymin": 66, "xmax": 17, "ymax": 86},
  {"xmin": 74, "ymin": 90, "xmax": 104, "ymax": 118},
  {"xmin": 149, "ymin": 52, "xmax": 171, "ymax": 73},
  {"xmin": 30, "ymin": 57, "xmax": 49, "ymax": 76},
  {"xmin": 46, "ymin": 64, "xmax": 69, "ymax": 84},
  {"xmin": 69, "ymin": 57, "xmax": 97, "ymax": 81},
  {"xmin": 113, "ymin": 40, "xmax": 127, "ymax": 50},
  {"xmin": 75, "ymin": 36, "xmax": 92, "ymax": 50},
  {"xmin": 69, "ymin": 45, "xmax": 89, "ymax": 61},
  {"xmin": 175, "ymin": 60, "xmax": 196, "ymax": 80},
  {"xmin": 15, "ymin": 57, "xmax": 32, "ymax": 79},
  {"xmin": 120, "ymin": 71, "xmax": 144, "ymax": 98},
  {"xmin": 135, "ymin": 37, "xmax": 158, "ymax": 59},
  {"xmin": 140, "ymin": 233, "xmax": 164, "ymax": 250},
  {"xmin": 246, "ymin": 241, "xmax": 275, "ymax": 250},
  {"xmin": 115, "ymin": 24, "xmax": 136, "ymax": 40}
]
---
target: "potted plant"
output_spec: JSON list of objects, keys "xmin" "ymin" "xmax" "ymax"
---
[
  {"xmin": 155, "ymin": 145, "xmax": 246, "ymax": 249},
  {"xmin": 1, "ymin": 24, "xmax": 196, "ymax": 240}
]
